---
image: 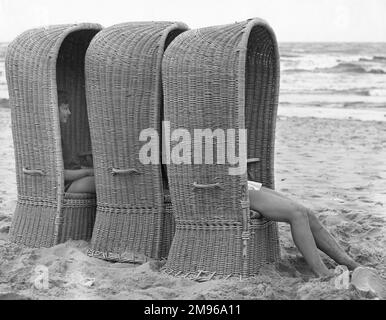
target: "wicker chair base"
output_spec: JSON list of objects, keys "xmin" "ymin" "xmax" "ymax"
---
[
  {"xmin": 162, "ymin": 219, "xmax": 280, "ymax": 278},
  {"xmin": 10, "ymin": 201, "xmax": 57, "ymax": 247},
  {"xmin": 89, "ymin": 202, "xmax": 175, "ymax": 261},
  {"xmin": 9, "ymin": 194, "xmax": 96, "ymax": 248}
]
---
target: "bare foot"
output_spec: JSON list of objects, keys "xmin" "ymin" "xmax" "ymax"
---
[{"xmin": 315, "ymin": 269, "xmax": 334, "ymax": 280}]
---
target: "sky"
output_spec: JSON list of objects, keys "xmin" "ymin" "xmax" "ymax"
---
[{"xmin": 0, "ymin": 0, "xmax": 385, "ymax": 42}]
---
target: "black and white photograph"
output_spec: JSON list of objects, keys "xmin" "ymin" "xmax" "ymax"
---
[{"xmin": 0, "ymin": 0, "xmax": 385, "ymax": 302}]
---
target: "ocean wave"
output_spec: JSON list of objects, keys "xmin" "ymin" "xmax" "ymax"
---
[
  {"xmin": 321, "ymin": 62, "xmax": 378, "ymax": 74},
  {"xmin": 321, "ymin": 88, "xmax": 386, "ymax": 97},
  {"xmin": 326, "ymin": 89, "xmax": 371, "ymax": 96},
  {"xmin": 281, "ymin": 54, "xmax": 301, "ymax": 58},
  {"xmin": 359, "ymin": 55, "xmax": 386, "ymax": 62},
  {"xmin": 342, "ymin": 102, "xmax": 386, "ymax": 109},
  {"xmin": 281, "ymin": 88, "xmax": 386, "ymax": 97},
  {"xmin": 285, "ymin": 62, "xmax": 386, "ymax": 74}
]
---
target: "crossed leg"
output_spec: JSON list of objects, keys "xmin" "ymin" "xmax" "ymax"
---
[{"xmin": 249, "ymin": 187, "xmax": 359, "ymax": 277}]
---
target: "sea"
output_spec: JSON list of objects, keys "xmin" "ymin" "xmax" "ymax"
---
[
  {"xmin": 1, "ymin": 42, "xmax": 386, "ymax": 120},
  {"xmin": 0, "ymin": 43, "xmax": 7, "ymax": 100},
  {"xmin": 279, "ymin": 42, "xmax": 386, "ymax": 121}
]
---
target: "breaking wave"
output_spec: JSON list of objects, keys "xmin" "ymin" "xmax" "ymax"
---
[{"xmin": 285, "ymin": 62, "xmax": 386, "ymax": 74}]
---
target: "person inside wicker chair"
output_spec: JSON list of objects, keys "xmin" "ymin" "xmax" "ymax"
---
[
  {"xmin": 247, "ymin": 181, "xmax": 359, "ymax": 278},
  {"xmin": 59, "ymin": 91, "xmax": 95, "ymax": 194}
]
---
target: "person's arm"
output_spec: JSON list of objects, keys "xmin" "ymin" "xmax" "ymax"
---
[{"xmin": 64, "ymin": 168, "xmax": 94, "ymax": 182}]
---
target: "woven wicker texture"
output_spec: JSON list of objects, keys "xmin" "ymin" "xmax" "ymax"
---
[
  {"xmin": 85, "ymin": 22, "xmax": 188, "ymax": 261},
  {"xmin": 6, "ymin": 24, "xmax": 102, "ymax": 247},
  {"xmin": 162, "ymin": 18, "xmax": 281, "ymax": 278}
]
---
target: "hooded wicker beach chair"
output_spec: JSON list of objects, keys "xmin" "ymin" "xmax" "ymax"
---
[
  {"xmin": 162, "ymin": 18, "xmax": 281, "ymax": 278},
  {"xmin": 85, "ymin": 22, "xmax": 189, "ymax": 262},
  {"xmin": 6, "ymin": 23, "xmax": 102, "ymax": 248}
]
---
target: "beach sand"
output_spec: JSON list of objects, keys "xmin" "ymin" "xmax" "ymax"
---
[{"xmin": 0, "ymin": 105, "xmax": 385, "ymax": 300}]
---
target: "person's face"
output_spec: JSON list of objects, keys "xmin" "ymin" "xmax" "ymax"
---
[{"xmin": 59, "ymin": 103, "xmax": 71, "ymax": 123}]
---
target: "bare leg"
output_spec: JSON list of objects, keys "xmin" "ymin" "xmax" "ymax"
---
[
  {"xmin": 306, "ymin": 209, "xmax": 359, "ymax": 270},
  {"xmin": 262, "ymin": 187, "xmax": 360, "ymax": 270},
  {"xmin": 249, "ymin": 188, "xmax": 332, "ymax": 277},
  {"xmin": 67, "ymin": 176, "xmax": 96, "ymax": 194}
]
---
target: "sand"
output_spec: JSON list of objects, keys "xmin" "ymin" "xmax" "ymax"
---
[{"xmin": 0, "ymin": 104, "xmax": 385, "ymax": 300}]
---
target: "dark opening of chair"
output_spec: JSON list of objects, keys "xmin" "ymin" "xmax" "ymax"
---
[
  {"xmin": 57, "ymin": 30, "xmax": 100, "ymax": 171},
  {"xmin": 245, "ymin": 25, "xmax": 278, "ymax": 189}
]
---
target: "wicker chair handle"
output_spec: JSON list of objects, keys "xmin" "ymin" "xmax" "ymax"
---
[
  {"xmin": 193, "ymin": 182, "xmax": 223, "ymax": 190},
  {"xmin": 23, "ymin": 168, "xmax": 45, "ymax": 176},
  {"xmin": 111, "ymin": 168, "xmax": 142, "ymax": 176}
]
